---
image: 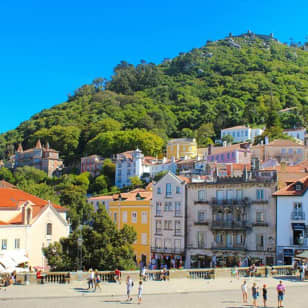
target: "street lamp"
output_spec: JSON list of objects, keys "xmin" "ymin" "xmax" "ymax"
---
[{"xmin": 77, "ymin": 235, "xmax": 83, "ymax": 271}]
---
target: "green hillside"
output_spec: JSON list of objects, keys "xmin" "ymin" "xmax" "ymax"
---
[{"xmin": 1, "ymin": 32, "xmax": 308, "ymax": 164}]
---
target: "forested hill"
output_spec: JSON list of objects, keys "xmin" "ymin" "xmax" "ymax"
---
[{"xmin": 1, "ymin": 32, "xmax": 308, "ymax": 164}]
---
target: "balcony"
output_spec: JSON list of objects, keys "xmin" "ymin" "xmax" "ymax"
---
[
  {"xmin": 174, "ymin": 211, "xmax": 182, "ymax": 217},
  {"xmin": 290, "ymin": 238, "xmax": 308, "ymax": 247},
  {"xmin": 210, "ymin": 198, "xmax": 251, "ymax": 207},
  {"xmin": 211, "ymin": 220, "xmax": 252, "ymax": 230},
  {"xmin": 194, "ymin": 220, "xmax": 209, "ymax": 226},
  {"xmin": 291, "ymin": 211, "xmax": 305, "ymax": 221},
  {"xmin": 151, "ymin": 247, "xmax": 185, "ymax": 254},
  {"xmin": 194, "ymin": 200, "xmax": 209, "ymax": 205},
  {"xmin": 211, "ymin": 242, "xmax": 247, "ymax": 251},
  {"xmin": 155, "ymin": 210, "xmax": 163, "ymax": 217},
  {"xmin": 187, "ymin": 242, "xmax": 207, "ymax": 249}
]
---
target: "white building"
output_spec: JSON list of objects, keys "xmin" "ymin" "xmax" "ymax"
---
[
  {"xmin": 283, "ymin": 128, "xmax": 306, "ymax": 142},
  {"xmin": 186, "ymin": 171, "xmax": 277, "ymax": 268},
  {"xmin": 115, "ymin": 149, "xmax": 177, "ymax": 188},
  {"xmin": 151, "ymin": 172, "xmax": 188, "ymax": 268},
  {"xmin": 274, "ymin": 175, "xmax": 308, "ymax": 265},
  {"xmin": 221, "ymin": 125, "xmax": 264, "ymax": 143},
  {"xmin": 0, "ymin": 187, "xmax": 69, "ymax": 268}
]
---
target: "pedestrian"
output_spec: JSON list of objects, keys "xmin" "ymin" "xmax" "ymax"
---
[
  {"xmin": 241, "ymin": 280, "xmax": 248, "ymax": 303},
  {"xmin": 126, "ymin": 275, "xmax": 134, "ymax": 301},
  {"xmin": 94, "ymin": 270, "xmax": 101, "ymax": 292},
  {"xmin": 262, "ymin": 284, "xmax": 267, "ymax": 307},
  {"xmin": 137, "ymin": 280, "xmax": 143, "ymax": 304},
  {"xmin": 276, "ymin": 280, "xmax": 286, "ymax": 308},
  {"xmin": 251, "ymin": 282, "xmax": 259, "ymax": 307},
  {"xmin": 87, "ymin": 269, "xmax": 94, "ymax": 290},
  {"xmin": 300, "ymin": 262, "xmax": 306, "ymax": 281},
  {"xmin": 114, "ymin": 268, "xmax": 121, "ymax": 284}
]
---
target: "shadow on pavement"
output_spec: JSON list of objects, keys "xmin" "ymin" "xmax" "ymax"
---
[
  {"xmin": 272, "ymin": 276, "xmax": 301, "ymax": 282},
  {"xmin": 73, "ymin": 287, "xmax": 94, "ymax": 293}
]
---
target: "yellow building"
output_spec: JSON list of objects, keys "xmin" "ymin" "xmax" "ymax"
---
[
  {"xmin": 166, "ymin": 138, "xmax": 197, "ymax": 160},
  {"xmin": 109, "ymin": 189, "xmax": 152, "ymax": 265}
]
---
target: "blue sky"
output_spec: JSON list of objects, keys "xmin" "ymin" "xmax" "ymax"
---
[{"xmin": 1, "ymin": 0, "xmax": 308, "ymax": 133}]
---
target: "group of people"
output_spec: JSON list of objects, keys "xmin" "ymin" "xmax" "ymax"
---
[
  {"xmin": 126, "ymin": 275, "xmax": 143, "ymax": 304},
  {"xmin": 241, "ymin": 280, "xmax": 286, "ymax": 308},
  {"xmin": 87, "ymin": 269, "xmax": 102, "ymax": 292}
]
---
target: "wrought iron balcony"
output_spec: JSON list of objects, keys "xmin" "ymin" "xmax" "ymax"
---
[
  {"xmin": 291, "ymin": 211, "xmax": 305, "ymax": 221},
  {"xmin": 211, "ymin": 220, "xmax": 252, "ymax": 230},
  {"xmin": 211, "ymin": 242, "xmax": 247, "ymax": 251},
  {"xmin": 150, "ymin": 247, "xmax": 185, "ymax": 254},
  {"xmin": 210, "ymin": 198, "xmax": 251, "ymax": 207}
]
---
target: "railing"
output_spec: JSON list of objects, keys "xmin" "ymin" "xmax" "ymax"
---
[
  {"xmin": 210, "ymin": 198, "xmax": 251, "ymax": 206},
  {"xmin": 194, "ymin": 220, "xmax": 209, "ymax": 225},
  {"xmin": 98, "ymin": 271, "xmax": 116, "ymax": 282},
  {"xmin": 188, "ymin": 269, "xmax": 214, "ymax": 279},
  {"xmin": 174, "ymin": 211, "xmax": 182, "ymax": 217},
  {"xmin": 40, "ymin": 272, "xmax": 71, "ymax": 284},
  {"xmin": 290, "ymin": 238, "xmax": 308, "ymax": 246},
  {"xmin": 211, "ymin": 243, "xmax": 247, "ymax": 250},
  {"xmin": 151, "ymin": 247, "xmax": 184, "ymax": 254},
  {"xmin": 271, "ymin": 266, "xmax": 295, "ymax": 276},
  {"xmin": 211, "ymin": 220, "xmax": 251, "ymax": 230},
  {"xmin": 291, "ymin": 211, "xmax": 305, "ymax": 220},
  {"xmin": 194, "ymin": 200, "xmax": 209, "ymax": 205},
  {"xmin": 155, "ymin": 210, "xmax": 162, "ymax": 217}
]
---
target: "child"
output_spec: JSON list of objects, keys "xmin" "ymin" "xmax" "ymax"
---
[
  {"xmin": 251, "ymin": 282, "xmax": 259, "ymax": 308},
  {"xmin": 138, "ymin": 280, "xmax": 143, "ymax": 304},
  {"xmin": 262, "ymin": 284, "xmax": 267, "ymax": 307}
]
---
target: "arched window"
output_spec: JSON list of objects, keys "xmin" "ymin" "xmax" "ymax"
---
[{"xmin": 46, "ymin": 223, "xmax": 52, "ymax": 235}]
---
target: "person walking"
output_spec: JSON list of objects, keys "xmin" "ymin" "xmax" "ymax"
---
[
  {"xmin": 126, "ymin": 275, "xmax": 134, "ymax": 301},
  {"xmin": 137, "ymin": 280, "xmax": 143, "ymax": 304},
  {"xmin": 300, "ymin": 262, "xmax": 306, "ymax": 281},
  {"xmin": 94, "ymin": 270, "xmax": 101, "ymax": 292},
  {"xmin": 87, "ymin": 269, "xmax": 94, "ymax": 290},
  {"xmin": 262, "ymin": 284, "xmax": 267, "ymax": 307},
  {"xmin": 251, "ymin": 282, "xmax": 259, "ymax": 308},
  {"xmin": 276, "ymin": 280, "xmax": 286, "ymax": 308},
  {"xmin": 241, "ymin": 280, "xmax": 248, "ymax": 304}
]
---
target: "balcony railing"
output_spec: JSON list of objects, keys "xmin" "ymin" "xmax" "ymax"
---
[
  {"xmin": 211, "ymin": 242, "xmax": 247, "ymax": 250},
  {"xmin": 151, "ymin": 247, "xmax": 184, "ymax": 254},
  {"xmin": 210, "ymin": 198, "xmax": 251, "ymax": 207},
  {"xmin": 175, "ymin": 211, "xmax": 182, "ymax": 217},
  {"xmin": 211, "ymin": 220, "xmax": 252, "ymax": 230},
  {"xmin": 290, "ymin": 238, "xmax": 308, "ymax": 246},
  {"xmin": 194, "ymin": 200, "xmax": 209, "ymax": 205},
  {"xmin": 155, "ymin": 210, "xmax": 162, "ymax": 217},
  {"xmin": 291, "ymin": 211, "xmax": 305, "ymax": 220},
  {"xmin": 194, "ymin": 220, "xmax": 209, "ymax": 225}
]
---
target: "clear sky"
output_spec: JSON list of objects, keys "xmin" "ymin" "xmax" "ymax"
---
[{"xmin": 1, "ymin": 0, "xmax": 308, "ymax": 133}]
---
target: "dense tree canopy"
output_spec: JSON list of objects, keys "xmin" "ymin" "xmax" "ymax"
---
[{"xmin": 1, "ymin": 34, "xmax": 308, "ymax": 164}]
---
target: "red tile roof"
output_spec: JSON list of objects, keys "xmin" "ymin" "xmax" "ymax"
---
[
  {"xmin": 273, "ymin": 175, "xmax": 308, "ymax": 196},
  {"xmin": 267, "ymin": 139, "xmax": 303, "ymax": 147}
]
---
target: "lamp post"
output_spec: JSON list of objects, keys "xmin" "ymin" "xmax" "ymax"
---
[{"xmin": 77, "ymin": 235, "xmax": 83, "ymax": 271}]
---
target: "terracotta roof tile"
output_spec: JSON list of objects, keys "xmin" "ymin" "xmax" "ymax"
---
[{"xmin": 267, "ymin": 139, "xmax": 303, "ymax": 147}]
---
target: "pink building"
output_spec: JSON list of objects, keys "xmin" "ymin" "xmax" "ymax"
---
[{"xmin": 80, "ymin": 155, "xmax": 104, "ymax": 177}]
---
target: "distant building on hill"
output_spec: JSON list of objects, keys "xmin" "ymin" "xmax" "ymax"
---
[
  {"xmin": 283, "ymin": 127, "xmax": 306, "ymax": 142},
  {"xmin": 166, "ymin": 138, "xmax": 197, "ymax": 160},
  {"xmin": 221, "ymin": 125, "xmax": 264, "ymax": 143},
  {"xmin": 115, "ymin": 149, "xmax": 176, "ymax": 188},
  {"xmin": 11, "ymin": 140, "xmax": 64, "ymax": 177},
  {"xmin": 80, "ymin": 155, "xmax": 104, "ymax": 177}
]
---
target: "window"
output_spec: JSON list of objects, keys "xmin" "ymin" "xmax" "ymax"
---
[
  {"xmin": 113, "ymin": 212, "xmax": 117, "ymax": 223},
  {"xmin": 236, "ymin": 190, "xmax": 243, "ymax": 200},
  {"xmin": 175, "ymin": 202, "xmax": 181, "ymax": 216},
  {"xmin": 220, "ymin": 154, "xmax": 224, "ymax": 160},
  {"xmin": 176, "ymin": 186, "xmax": 181, "ymax": 194},
  {"xmin": 164, "ymin": 239, "xmax": 171, "ymax": 248},
  {"xmin": 46, "ymin": 223, "xmax": 52, "ymax": 236},
  {"xmin": 122, "ymin": 211, "xmax": 127, "ymax": 223},
  {"xmin": 198, "ymin": 190, "xmax": 206, "ymax": 201},
  {"xmin": 245, "ymin": 131, "xmax": 248, "ymax": 136},
  {"xmin": 216, "ymin": 190, "xmax": 224, "ymax": 203},
  {"xmin": 226, "ymin": 190, "xmax": 234, "ymax": 201},
  {"xmin": 215, "ymin": 233, "xmax": 223, "ymax": 244},
  {"xmin": 157, "ymin": 187, "xmax": 161, "ymax": 194},
  {"xmin": 164, "ymin": 201, "xmax": 172, "ymax": 211},
  {"xmin": 131, "ymin": 212, "xmax": 137, "ymax": 223},
  {"xmin": 164, "ymin": 220, "xmax": 172, "ymax": 230},
  {"xmin": 256, "ymin": 234, "xmax": 264, "ymax": 249},
  {"xmin": 14, "ymin": 238, "xmax": 20, "ymax": 249},
  {"xmin": 141, "ymin": 233, "xmax": 147, "ymax": 245},
  {"xmin": 197, "ymin": 231, "xmax": 205, "ymax": 248},
  {"xmin": 216, "ymin": 155, "xmax": 219, "ymax": 161},
  {"xmin": 256, "ymin": 211, "xmax": 264, "ymax": 223},
  {"xmin": 141, "ymin": 211, "xmax": 147, "ymax": 224},
  {"xmin": 175, "ymin": 220, "xmax": 181, "ymax": 235},
  {"xmin": 295, "ymin": 184, "xmax": 303, "ymax": 191},
  {"xmin": 1, "ymin": 239, "xmax": 7, "ymax": 250},
  {"xmin": 174, "ymin": 239, "xmax": 181, "ymax": 249},
  {"xmin": 236, "ymin": 234, "xmax": 243, "ymax": 245},
  {"xmin": 155, "ymin": 220, "xmax": 162, "ymax": 234},
  {"xmin": 117, "ymin": 170, "xmax": 121, "ymax": 176},
  {"xmin": 166, "ymin": 183, "xmax": 172, "ymax": 196},
  {"xmin": 227, "ymin": 153, "xmax": 230, "ymax": 159},
  {"xmin": 288, "ymin": 148, "xmax": 293, "ymax": 155},
  {"xmin": 198, "ymin": 211, "xmax": 206, "ymax": 222},
  {"xmin": 256, "ymin": 189, "xmax": 264, "ymax": 200},
  {"xmin": 232, "ymin": 152, "xmax": 235, "ymax": 159},
  {"xmin": 237, "ymin": 132, "xmax": 240, "ymax": 137},
  {"xmin": 155, "ymin": 238, "xmax": 162, "ymax": 248},
  {"xmin": 156, "ymin": 201, "xmax": 162, "ymax": 216}
]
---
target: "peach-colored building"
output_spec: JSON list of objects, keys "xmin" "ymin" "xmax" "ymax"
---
[{"xmin": 0, "ymin": 187, "xmax": 69, "ymax": 268}]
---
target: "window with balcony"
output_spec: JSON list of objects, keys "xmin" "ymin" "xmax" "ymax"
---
[
  {"xmin": 166, "ymin": 183, "xmax": 172, "ymax": 196},
  {"xmin": 176, "ymin": 186, "xmax": 181, "ymax": 194},
  {"xmin": 256, "ymin": 234, "xmax": 264, "ymax": 250},
  {"xmin": 198, "ymin": 190, "xmax": 206, "ymax": 201},
  {"xmin": 292, "ymin": 202, "xmax": 305, "ymax": 220},
  {"xmin": 164, "ymin": 201, "xmax": 173, "ymax": 211},
  {"xmin": 216, "ymin": 190, "xmax": 224, "ymax": 204},
  {"xmin": 175, "ymin": 220, "xmax": 181, "ymax": 236},
  {"xmin": 156, "ymin": 201, "xmax": 162, "ymax": 216},
  {"xmin": 215, "ymin": 233, "xmax": 223, "ymax": 244},
  {"xmin": 155, "ymin": 238, "xmax": 162, "ymax": 248},
  {"xmin": 174, "ymin": 239, "xmax": 181, "ymax": 249},
  {"xmin": 236, "ymin": 233, "xmax": 243, "ymax": 245},
  {"xmin": 256, "ymin": 189, "xmax": 264, "ymax": 200},
  {"xmin": 155, "ymin": 220, "xmax": 162, "ymax": 234},
  {"xmin": 157, "ymin": 187, "xmax": 161, "ymax": 194},
  {"xmin": 236, "ymin": 190, "xmax": 243, "ymax": 201},
  {"xmin": 164, "ymin": 239, "xmax": 172, "ymax": 248},
  {"xmin": 164, "ymin": 220, "xmax": 173, "ymax": 230},
  {"xmin": 175, "ymin": 202, "xmax": 181, "ymax": 216}
]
